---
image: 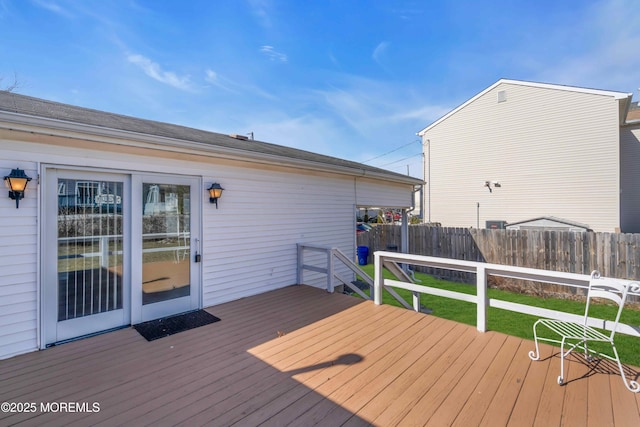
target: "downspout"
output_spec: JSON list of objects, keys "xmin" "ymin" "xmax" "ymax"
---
[
  {"xmin": 401, "ymin": 184, "xmax": 422, "ymax": 268},
  {"xmin": 422, "ymin": 138, "xmax": 431, "ymax": 223}
]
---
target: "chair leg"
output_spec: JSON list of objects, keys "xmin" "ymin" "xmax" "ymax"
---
[
  {"xmin": 611, "ymin": 343, "xmax": 640, "ymax": 393},
  {"xmin": 558, "ymin": 337, "xmax": 566, "ymax": 385},
  {"xmin": 529, "ymin": 321, "xmax": 542, "ymax": 361},
  {"xmin": 583, "ymin": 339, "xmax": 594, "ymax": 362}
]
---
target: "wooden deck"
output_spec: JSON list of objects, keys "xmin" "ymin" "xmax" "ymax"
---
[{"xmin": 2, "ymin": 285, "xmax": 640, "ymax": 426}]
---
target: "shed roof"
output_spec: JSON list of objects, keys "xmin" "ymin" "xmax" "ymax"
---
[
  {"xmin": 418, "ymin": 79, "xmax": 634, "ymax": 136},
  {"xmin": 505, "ymin": 216, "xmax": 592, "ymax": 231},
  {"xmin": 0, "ymin": 91, "xmax": 422, "ymax": 186}
]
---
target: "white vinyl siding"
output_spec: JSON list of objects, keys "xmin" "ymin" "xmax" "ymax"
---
[
  {"xmin": 0, "ymin": 133, "xmax": 415, "ymax": 359},
  {"xmin": 355, "ymin": 177, "xmax": 416, "ymax": 208},
  {"xmin": 200, "ymin": 166, "xmax": 357, "ymax": 306},
  {"xmin": 620, "ymin": 125, "xmax": 640, "ymax": 232},
  {"xmin": 0, "ymin": 159, "xmax": 38, "ymax": 359},
  {"xmin": 422, "ymin": 82, "xmax": 622, "ymax": 232}
]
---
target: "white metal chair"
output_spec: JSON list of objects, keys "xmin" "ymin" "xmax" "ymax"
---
[{"xmin": 529, "ymin": 270, "xmax": 640, "ymax": 392}]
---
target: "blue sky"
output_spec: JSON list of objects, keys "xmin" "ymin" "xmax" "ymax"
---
[{"xmin": 1, "ymin": 0, "xmax": 639, "ymax": 178}]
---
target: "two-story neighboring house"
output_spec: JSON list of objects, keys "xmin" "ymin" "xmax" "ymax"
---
[{"xmin": 418, "ymin": 79, "xmax": 640, "ymax": 232}]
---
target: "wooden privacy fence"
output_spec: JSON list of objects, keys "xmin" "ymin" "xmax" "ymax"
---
[{"xmin": 357, "ymin": 225, "xmax": 640, "ymax": 298}]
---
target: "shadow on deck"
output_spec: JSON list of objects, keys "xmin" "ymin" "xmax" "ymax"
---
[{"xmin": 1, "ymin": 285, "xmax": 639, "ymax": 426}]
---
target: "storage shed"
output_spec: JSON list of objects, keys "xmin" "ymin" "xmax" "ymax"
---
[{"xmin": 505, "ymin": 216, "xmax": 592, "ymax": 232}]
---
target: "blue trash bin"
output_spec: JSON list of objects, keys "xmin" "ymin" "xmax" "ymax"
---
[{"xmin": 357, "ymin": 246, "xmax": 369, "ymax": 266}]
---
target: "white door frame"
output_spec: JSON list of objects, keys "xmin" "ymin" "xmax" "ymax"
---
[
  {"xmin": 41, "ymin": 166, "xmax": 202, "ymax": 346},
  {"xmin": 41, "ymin": 168, "xmax": 131, "ymax": 345},
  {"xmin": 131, "ymin": 174, "xmax": 201, "ymax": 324}
]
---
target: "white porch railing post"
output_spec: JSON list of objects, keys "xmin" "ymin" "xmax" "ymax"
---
[
  {"xmin": 374, "ymin": 252, "xmax": 383, "ymax": 305},
  {"xmin": 296, "ymin": 243, "xmax": 303, "ymax": 284},
  {"xmin": 477, "ymin": 265, "xmax": 487, "ymax": 332},
  {"xmin": 412, "ymin": 292, "xmax": 420, "ymax": 312},
  {"xmin": 327, "ymin": 248, "xmax": 334, "ymax": 293}
]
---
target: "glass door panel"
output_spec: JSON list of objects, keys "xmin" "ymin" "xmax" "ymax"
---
[
  {"xmin": 141, "ymin": 183, "xmax": 191, "ymax": 305},
  {"xmin": 58, "ymin": 178, "xmax": 124, "ymax": 319},
  {"xmin": 45, "ymin": 169, "xmax": 130, "ymax": 345}
]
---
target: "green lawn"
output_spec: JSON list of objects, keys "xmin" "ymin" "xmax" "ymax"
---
[{"xmin": 356, "ymin": 264, "xmax": 640, "ymax": 367}]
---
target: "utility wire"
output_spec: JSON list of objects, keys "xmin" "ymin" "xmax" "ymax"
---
[
  {"xmin": 361, "ymin": 139, "xmax": 420, "ymax": 164},
  {"xmin": 378, "ymin": 152, "xmax": 423, "ymax": 167}
]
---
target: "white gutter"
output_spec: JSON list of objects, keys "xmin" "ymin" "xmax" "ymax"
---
[{"xmin": 0, "ymin": 110, "xmax": 422, "ymax": 187}]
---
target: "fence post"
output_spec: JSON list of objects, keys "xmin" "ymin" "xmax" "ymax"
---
[
  {"xmin": 374, "ymin": 252, "xmax": 383, "ymax": 305},
  {"xmin": 477, "ymin": 265, "xmax": 487, "ymax": 332}
]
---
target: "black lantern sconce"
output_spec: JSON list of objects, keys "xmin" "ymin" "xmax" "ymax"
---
[
  {"xmin": 4, "ymin": 168, "xmax": 32, "ymax": 209},
  {"xmin": 207, "ymin": 183, "xmax": 224, "ymax": 209}
]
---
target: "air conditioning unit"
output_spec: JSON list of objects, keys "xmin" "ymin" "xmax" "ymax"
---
[{"xmin": 486, "ymin": 220, "xmax": 507, "ymax": 230}]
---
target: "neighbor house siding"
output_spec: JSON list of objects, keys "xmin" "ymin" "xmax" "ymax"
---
[
  {"xmin": 0, "ymin": 157, "xmax": 38, "ymax": 359},
  {"xmin": 620, "ymin": 125, "xmax": 640, "ymax": 232},
  {"xmin": 422, "ymin": 82, "xmax": 621, "ymax": 232}
]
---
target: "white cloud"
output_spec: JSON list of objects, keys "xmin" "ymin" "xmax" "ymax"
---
[
  {"xmin": 314, "ymin": 77, "xmax": 447, "ymax": 139},
  {"xmin": 372, "ymin": 41, "xmax": 390, "ymax": 64},
  {"xmin": 127, "ymin": 54, "xmax": 193, "ymax": 91},
  {"xmin": 204, "ymin": 68, "xmax": 277, "ymax": 100},
  {"xmin": 260, "ymin": 45, "xmax": 288, "ymax": 63},
  {"xmin": 533, "ymin": 0, "xmax": 640, "ymax": 91},
  {"xmin": 240, "ymin": 113, "xmax": 345, "ymax": 155},
  {"xmin": 204, "ymin": 68, "xmax": 233, "ymax": 92},
  {"xmin": 389, "ymin": 104, "xmax": 451, "ymax": 123},
  {"xmin": 31, "ymin": 0, "xmax": 74, "ymax": 18},
  {"xmin": 205, "ymin": 69, "xmax": 217, "ymax": 82},
  {"xmin": 247, "ymin": 0, "xmax": 272, "ymax": 28}
]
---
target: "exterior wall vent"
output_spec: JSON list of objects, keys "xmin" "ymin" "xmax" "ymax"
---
[
  {"xmin": 497, "ymin": 90, "xmax": 507, "ymax": 103},
  {"xmin": 229, "ymin": 134, "xmax": 249, "ymax": 141}
]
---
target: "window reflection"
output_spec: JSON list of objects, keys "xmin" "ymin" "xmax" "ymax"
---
[
  {"xmin": 142, "ymin": 184, "xmax": 191, "ymax": 305},
  {"xmin": 57, "ymin": 179, "xmax": 123, "ymax": 320}
]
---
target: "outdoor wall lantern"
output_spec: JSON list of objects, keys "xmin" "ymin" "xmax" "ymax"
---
[
  {"xmin": 207, "ymin": 183, "xmax": 224, "ymax": 209},
  {"xmin": 4, "ymin": 168, "xmax": 32, "ymax": 209}
]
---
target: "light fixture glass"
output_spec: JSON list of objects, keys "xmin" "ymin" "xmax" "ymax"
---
[
  {"xmin": 4, "ymin": 168, "xmax": 32, "ymax": 208},
  {"xmin": 207, "ymin": 183, "xmax": 224, "ymax": 208}
]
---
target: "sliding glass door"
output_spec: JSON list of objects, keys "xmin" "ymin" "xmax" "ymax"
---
[
  {"xmin": 133, "ymin": 175, "xmax": 200, "ymax": 323},
  {"xmin": 43, "ymin": 169, "xmax": 130, "ymax": 343},
  {"xmin": 43, "ymin": 169, "xmax": 201, "ymax": 345}
]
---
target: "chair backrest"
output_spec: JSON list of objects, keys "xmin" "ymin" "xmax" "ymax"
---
[{"xmin": 584, "ymin": 270, "xmax": 634, "ymax": 340}]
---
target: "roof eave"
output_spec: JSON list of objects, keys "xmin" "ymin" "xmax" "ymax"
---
[
  {"xmin": 417, "ymin": 79, "xmax": 633, "ymax": 136},
  {"xmin": 0, "ymin": 110, "xmax": 423, "ymax": 186}
]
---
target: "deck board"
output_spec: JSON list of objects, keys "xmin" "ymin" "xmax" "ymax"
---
[
  {"xmin": 1, "ymin": 285, "xmax": 639, "ymax": 426},
  {"xmin": 452, "ymin": 334, "xmax": 522, "ymax": 427}
]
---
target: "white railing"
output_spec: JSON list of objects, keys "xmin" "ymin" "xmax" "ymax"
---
[
  {"xmin": 374, "ymin": 251, "xmax": 640, "ymax": 337},
  {"xmin": 296, "ymin": 243, "xmax": 373, "ymax": 299},
  {"xmin": 59, "ymin": 232, "xmax": 190, "ymax": 267}
]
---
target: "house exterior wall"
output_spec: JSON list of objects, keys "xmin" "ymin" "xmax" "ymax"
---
[
  {"xmin": 0, "ymin": 156, "xmax": 39, "ymax": 359},
  {"xmin": 0, "ymin": 129, "xmax": 416, "ymax": 359},
  {"xmin": 620, "ymin": 124, "xmax": 640, "ymax": 232},
  {"xmin": 421, "ymin": 81, "xmax": 622, "ymax": 232},
  {"xmin": 355, "ymin": 177, "xmax": 415, "ymax": 208}
]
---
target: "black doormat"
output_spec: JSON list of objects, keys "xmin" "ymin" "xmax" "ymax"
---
[{"xmin": 134, "ymin": 310, "xmax": 221, "ymax": 341}]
